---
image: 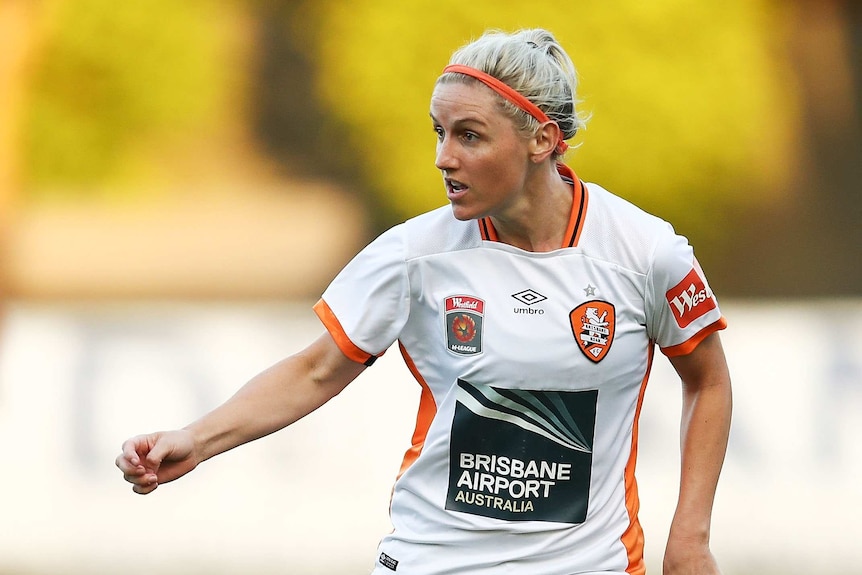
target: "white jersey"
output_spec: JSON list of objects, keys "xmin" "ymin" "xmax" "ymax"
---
[{"xmin": 314, "ymin": 165, "xmax": 726, "ymax": 575}]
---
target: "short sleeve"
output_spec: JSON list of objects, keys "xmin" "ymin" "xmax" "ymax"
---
[
  {"xmin": 314, "ymin": 224, "xmax": 411, "ymax": 365},
  {"xmin": 646, "ymin": 226, "xmax": 727, "ymax": 357}
]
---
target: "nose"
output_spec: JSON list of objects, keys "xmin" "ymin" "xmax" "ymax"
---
[{"xmin": 435, "ymin": 135, "xmax": 457, "ymax": 171}]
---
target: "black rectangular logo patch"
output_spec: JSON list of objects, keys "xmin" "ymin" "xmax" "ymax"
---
[
  {"xmin": 445, "ymin": 379, "xmax": 597, "ymax": 523},
  {"xmin": 379, "ymin": 552, "xmax": 398, "ymax": 571}
]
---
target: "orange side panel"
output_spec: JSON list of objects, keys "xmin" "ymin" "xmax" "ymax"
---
[
  {"xmin": 621, "ymin": 344, "xmax": 654, "ymax": 575},
  {"xmin": 661, "ymin": 317, "xmax": 728, "ymax": 358},
  {"xmin": 312, "ymin": 299, "xmax": 376, "ymax": 365},
  {"xmin": 395, "ymin": 342, "xmax": 438, "ymax": 480}
]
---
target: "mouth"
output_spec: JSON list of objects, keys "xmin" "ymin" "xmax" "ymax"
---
[{"xmin": 445, "ymin": 178, "xmax": 469, "ymax": 200}]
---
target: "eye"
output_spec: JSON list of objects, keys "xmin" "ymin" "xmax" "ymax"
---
[
  {"xmin": 433, "ymin": 125, "xmax": 444, "ymax": 140},
  {"xmin": 462, "ymin": 131, "xmax": 479, "ymax": 142}
]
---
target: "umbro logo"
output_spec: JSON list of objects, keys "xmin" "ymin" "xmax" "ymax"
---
[
  {"xmin": 511, "ymin": 289, "xmax": 547, "ymax": 306},
  {"xmin": 512, "ymin": 289, "xmax": 546, "ymax": 315}
]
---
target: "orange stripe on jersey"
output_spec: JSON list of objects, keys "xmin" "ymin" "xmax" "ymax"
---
[
  {"xmin": 312, "ymin": 299, "xmax": 378, "ymax": 366},
  {"xmin": 478, "ymin": 216, "xmax": 498, "ymax": 241},
  {"xmin": 476, "ymin": 163, "xmax": 588, "ymax": 248},
  {"xmin": 661, "ymin": 316, "xmax": 728, "ymax": 357},
  {"xmin": 621, "ymin": 344, "xmax": 653, "ymax": 575},
  {"xmin": 557, "ymin": 163, "xmax": 589, "ymax": 247},
  {"xmin": 395, "ymin": 342, "xmax": 438, "ymax": 480}
]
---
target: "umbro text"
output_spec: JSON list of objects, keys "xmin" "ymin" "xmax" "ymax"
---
[{"xmin": 514, "ymin": 307, "xmax": 545, "ymax": 315}]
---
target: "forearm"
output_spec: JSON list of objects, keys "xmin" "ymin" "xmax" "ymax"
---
[
  {"xmin": 186, "ymin": 334, "xmax": 365, "ymax": 464},
  {"xmin": 670, "ymin": 367, "xmax": 732, "ymax": 541}
]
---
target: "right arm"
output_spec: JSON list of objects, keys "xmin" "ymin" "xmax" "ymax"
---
[{"xmin": 115, "ymin": 331, "xmax": 367, "ymax": 494}]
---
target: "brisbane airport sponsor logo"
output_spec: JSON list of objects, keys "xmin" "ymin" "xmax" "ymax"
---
[
  {"xmin": 445, "ymin": 379, "xmax": 598, "ymax": 524},
  {"xmin": 445, "ymin": 295, "xmax": 484, "ymax": 356},
  {"xmin": 570, "ymin": 300, "xmax": 615, "ymax": 363},
  {"xmin": 665, "ymin": 267, "xmax": 716, "ymax": 328},
  {"xmin": 511, "ymin": 289, "xmax": 546, "ymax": 315}
]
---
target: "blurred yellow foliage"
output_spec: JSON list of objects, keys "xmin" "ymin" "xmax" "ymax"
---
[
  {"xmin": 301, "ymin": 0, "xmax": 798, "ymax": 237},
  {"xmin": 19, "ymin": 0, "xmax": 798, "ymax": 243},
  {"xmin": 23, "ymin": 0, "xmax": 247, "ymax": 197}
]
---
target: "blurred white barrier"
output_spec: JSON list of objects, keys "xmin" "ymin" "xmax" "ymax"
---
[{"xmin": 0, "ymin": 299, "xmax": 859, "ymax": 575}]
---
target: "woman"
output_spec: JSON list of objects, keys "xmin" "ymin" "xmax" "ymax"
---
[{"xmin": 117, "ymin": 28, "xmax": 731, "ymax": 575}]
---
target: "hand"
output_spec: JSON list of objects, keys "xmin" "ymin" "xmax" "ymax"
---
[
  {"xmin": 115, "ymin": 430, "xmax": 199, "ymax": 494},
  {"xmin": 663, "ymin": 536, "xmax": 721, "ymax": 575}
]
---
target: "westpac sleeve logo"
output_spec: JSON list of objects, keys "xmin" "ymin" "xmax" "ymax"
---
[
  {"xmin": 570, "ymin": 300, "xmax": 615, "ymax": 363},
  {"xmin": 665, "ymin": 268, "xmax": 716, "ymax": 328},
  {"xmin": 445, "ymin": 295, "xmax": 484, "ymax": 355}
]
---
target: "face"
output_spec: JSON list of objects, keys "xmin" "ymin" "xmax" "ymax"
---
[{"xmin": 430, "ymin": 81, "xmax": 534, "ymax": 221}]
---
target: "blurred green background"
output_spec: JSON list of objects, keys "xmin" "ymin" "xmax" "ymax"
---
[{"xmin": 2, "ymin": 0, "xmax": 860, "ymax": 300}]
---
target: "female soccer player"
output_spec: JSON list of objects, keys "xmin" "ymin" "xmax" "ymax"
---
[{"xmin": 117, "ymin": 28, "xmax": 731, "ymax": 575}]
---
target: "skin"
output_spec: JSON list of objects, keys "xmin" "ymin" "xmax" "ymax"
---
[
  {"xmin": 116, "ymin": 333, "xmax": 365, "ymax": 494},
  {"xmin": 117, "ymin": 78, "xmax": 732, "ymax": 575},
  {"xmin": 665, "ymin": 332, "xmax": 732, "ymax": 575},
  {"xmin": 430, "ymin": 81, "xmax": 572, "ymax": 252}
]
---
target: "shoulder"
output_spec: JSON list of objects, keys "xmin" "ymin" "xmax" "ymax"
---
[
  {"xmin": 348, "ymin": 205, "xmax": 479, "ymax": 271},
  {"xmin": 585, "ymin": 182, "xmax": 671, "ymax": 234},
  {"xmin": 400, "ymin": 205, "xmax": 483, "ymax": 260},
  {"xmin": 580, "ymin": 182, "xmax": 679, "ymax": 273}
]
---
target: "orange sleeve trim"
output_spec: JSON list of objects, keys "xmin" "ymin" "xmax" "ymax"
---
[
  {"xmin": 313, "ymin": 299, "xmax": 378, "ymax": 366},
  {"xmin": 395, "ymin": 342, "xmax": 438, "ymax": 481},
  {"xmin": 620, "ymin": 345, "xmax": 652, "ymax": 575},
  {"xmin": 660, "ymin": 316, "xmax": 728, "ymax": 358}
]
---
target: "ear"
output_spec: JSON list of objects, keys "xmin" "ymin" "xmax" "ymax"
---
[{"xmin": 529, "ymin": 121, "xmax": 562, "ymax": 163}]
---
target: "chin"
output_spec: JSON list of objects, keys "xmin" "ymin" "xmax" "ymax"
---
[{"xmin": 449, "ymin": 204, "xmax": 480, "ymax": 222}]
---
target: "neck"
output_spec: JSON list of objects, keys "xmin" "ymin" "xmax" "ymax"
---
[{"xmin": 491, "ymin": 163, "xmax": 573, "ymax": 252}]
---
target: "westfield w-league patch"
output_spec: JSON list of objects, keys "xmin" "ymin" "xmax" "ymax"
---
[{"xmin": 445, "ymin": 295, "xmax": 484, "ymax": 355}]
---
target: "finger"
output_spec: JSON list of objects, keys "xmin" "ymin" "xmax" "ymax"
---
[
  {"xmin": 120, "ymin": 436, "xmax": 149, "ymax": 467},
  {"xmin": 115, "ymin": 453, "xmax": 145, "ymax": 475},
  {"xmin": 143, "ymin": 436, "xmax": 175, "ymax": 469},
  {"xmin": 124, "ymin": 470, "xmax": 158, "ymax": 485},
  {"xmin": 132, "ymin": 480, "xmax": 159, "ymax": 495}
]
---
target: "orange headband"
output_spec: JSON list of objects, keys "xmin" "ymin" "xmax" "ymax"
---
[{"xmin": 442, "ymin": 64, "xmax": 569, "ymax": 154}]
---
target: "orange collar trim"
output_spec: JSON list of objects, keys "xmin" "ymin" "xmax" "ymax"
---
[{"xmin": 478, "ymin": 163, "xmax": 588, "ymax": 248}]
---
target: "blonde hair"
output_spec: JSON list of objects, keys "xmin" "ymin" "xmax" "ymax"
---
[{"xmin": 439, "ymin": 29, "xmax": 588, "ymax": 158}]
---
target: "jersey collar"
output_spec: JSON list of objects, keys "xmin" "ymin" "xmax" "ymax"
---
[{"xmin": 478, "ymin": 163, "xmax": 589, "ymax": 248}]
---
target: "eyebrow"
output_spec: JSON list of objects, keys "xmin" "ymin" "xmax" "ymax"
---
[{"xmin": 429, "ymin": 112, "xmax": 489, "ymax": 128}]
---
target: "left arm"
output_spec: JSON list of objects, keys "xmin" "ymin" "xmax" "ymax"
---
[{"xmin": 664, "ymin": 331, "xmax": 732, "ymax": 575}]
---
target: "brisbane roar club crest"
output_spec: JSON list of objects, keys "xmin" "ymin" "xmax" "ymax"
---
[
  {"xmin": 570, "ymin": 300, "xmax": 615, "ymax": 363},
  {"xmin": 445, "ymin": 295, "xmax": 484, "ymax": 356}
]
